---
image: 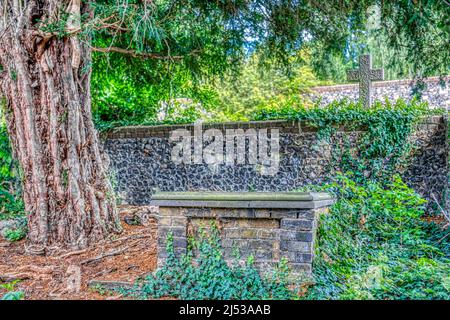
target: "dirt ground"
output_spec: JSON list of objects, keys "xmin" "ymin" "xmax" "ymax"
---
[{"xmin": 0, "ymin": 206, "xmax": 158, "ymax": 300}]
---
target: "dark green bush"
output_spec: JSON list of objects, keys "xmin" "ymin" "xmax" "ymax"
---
[{"xmin": 307, "ymin": 174, "xmax": 450, "ymax": 300}]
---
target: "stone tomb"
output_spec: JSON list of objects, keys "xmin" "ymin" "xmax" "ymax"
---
[{"xmin": 151, "ymin": 191, "xmax": 335, "ymax": 276}]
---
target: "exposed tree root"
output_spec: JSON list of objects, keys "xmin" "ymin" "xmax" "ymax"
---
[
  {"xmin": 0, "ymin": 209, "xmax": 157, "ymax": 300},
  {"xmin": 81, "ymin": 246, "xmax": 129, "ymax": 265}
]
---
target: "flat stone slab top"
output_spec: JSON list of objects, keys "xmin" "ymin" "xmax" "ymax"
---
[{"xmin": 151, "ymin": 191, "xmax": 335, "ymax": 209}]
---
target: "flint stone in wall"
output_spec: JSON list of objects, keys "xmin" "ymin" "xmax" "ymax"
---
[{"xmin": 103, "ymin": 115, "xmax": 447, "ymax": 212}]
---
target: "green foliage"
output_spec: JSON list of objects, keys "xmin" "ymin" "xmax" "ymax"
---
[
  {"xmin": 92, "ymin": 50, "xmax": 325, "ymax": 128},
  {"xmin": 126, "ymin": 225, "xmax": 297, "ymax": 300},
  {"xmin": 38, "ymin": 13, "xmax": 72, "ymax": 38},
  {"xmin": 311, "ymin": 1, "xmax": 448, "ymax": 84},
  {"xmin": 0, "ymin": 124, "xmax": 24, "ymax": 220},
  {"xmin": 32, "ymin": 0, "xmax": 447, "ymax": 85},
  {"xmin": 91, "ymin": 56, "xmax": 224, "ymax": 130},
  {"xmin": 88, "ymin": 0, "xmax": 251, "ymax": 131},
  {"xmin": 0, "ymin": 291, "xmax": 24, "ymax": 300},
  {"xmin": 89, "ymin": 284, "xmax": 109, "ymax": 296},
  {"xmin": 4, "ymin": 228, "xmax": 26, "ymax": 242},
  {"xmin": 307, "ymin": 174, "xmax": 450, "ymax": 300},
  {"xmin": 86, "ymin": 0, "xmax": 448, "ymax": 130},
  {"xmin": 311, "ymin": 5, "xmax": 425, "ymax": 84},
  {"xmin": 3, "ymin": 217, "xmax": 27, "ymax": 242},
  {"xmin": 0, "ymin": 281, "xmax": 24, "ymax": 300},
  {"xmin": 213, "ymin": 52, "xmax": 328, "ymax": 120},
  {"xmin": 253, "ymin": 99, "xmax": 444, "ymax": 182}
]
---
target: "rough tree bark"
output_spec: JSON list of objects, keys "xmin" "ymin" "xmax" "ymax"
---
[{"xmin": 0, "ymin": 0, "xmax": 122, "ymax": 254}]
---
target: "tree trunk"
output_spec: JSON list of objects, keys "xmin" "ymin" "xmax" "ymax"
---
[{"xmin": 0, "ymin": 1, "xmax": 122, "ymax": 254}]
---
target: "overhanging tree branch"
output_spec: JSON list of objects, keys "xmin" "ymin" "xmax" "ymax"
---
[{"xmin": 91, "ymin": 46, "xmax": 199, "ymax": 60}]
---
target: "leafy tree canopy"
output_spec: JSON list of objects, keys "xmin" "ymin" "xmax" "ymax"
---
[
  {"xmin": 83, "ymin": 0, "xmax": 449, "ymax": 76},
  {"xmin": 2, "ymin": 0, "xmax": 449, "ymax": 125},
  {"xmin": 74, "ymin": 0, "xmax": 448, "ymax": 126}
]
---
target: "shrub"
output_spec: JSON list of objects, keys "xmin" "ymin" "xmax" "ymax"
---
[
  {"xmin": 0, "ymin": 124, "xmax": 24, "ymax": 220},
  {"xmin": 3, "ymin": 218, "xmax": 27, "ymax": 242},
  {"xmin": 307, "ymin": 174, "xmax": 450, "ymax": 300},
  {"xmin": 126, "ymin": 225, "xmax": 298, "ymax": 300}
]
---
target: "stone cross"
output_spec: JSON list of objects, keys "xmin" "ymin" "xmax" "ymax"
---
[{"xmin": 347, "ymin": 54, "xmax": 384, "ymax": 108}]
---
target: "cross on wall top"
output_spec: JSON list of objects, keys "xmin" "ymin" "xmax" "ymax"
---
[{"xmin": 347, "ymin": 54, "xmax": 384, "ymax": 108}]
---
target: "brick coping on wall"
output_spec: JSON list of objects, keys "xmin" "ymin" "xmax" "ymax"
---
[
  {"xmin": 310, "ymin": 76, "xmax": 450, "ymax": 93},
  {"xmin": 104, "ymin": 116, "xmax": 445, "ymax": 139},
  {"xmin": 150, "ymin": 191, "xmax": 335, "ymax": 209},
  {"xmin": 152, "ymin": 191, "xmax": 332, "ymax": 201}
]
